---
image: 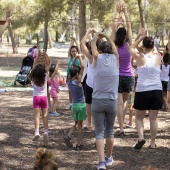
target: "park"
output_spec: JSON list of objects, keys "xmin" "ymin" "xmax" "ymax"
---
[{"xmin": 0, "ymin": 0, "xmax": 170, "ymax": 170}]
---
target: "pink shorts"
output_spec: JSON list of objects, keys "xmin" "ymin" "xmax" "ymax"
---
[
  {"xmin": 50, "ymin": 89, "xmax": 58, "ymax": 98},
  {"xmin": 33, "ymin": 96, "xmax": 48, "ymax": 109}
]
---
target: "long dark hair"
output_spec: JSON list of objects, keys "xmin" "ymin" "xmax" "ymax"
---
[
  {"xmin": 115, "ymin": 27, "xmax": 127, "ymax": 47},
  {"xmin": 98, "ymin": 41, "xmax": 113, "ymax": 54},
  {"xmin": 49, "ymin": 64, "xmax": 56, "ymax": 77},
  {"xmin": 29, "ymin": 64, "xmax": 46, "ymax": 86}
]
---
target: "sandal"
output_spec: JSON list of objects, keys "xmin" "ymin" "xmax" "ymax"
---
[
  {"xmin": 134, "ymin": 139, "xmax": 146, "ymax": 150},
  {"xmin": 116, "ymin": 131, "xmax": 125, "ymax": 136},
  {"xmin": 149, "ymin": 144, "xmax": 157, "ymax": 149}
]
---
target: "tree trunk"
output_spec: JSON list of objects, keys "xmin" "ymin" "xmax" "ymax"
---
[
  {"xmin": 47, "ymin": 29, "xmax": 53, "ymax": 48},
  {"xmin": 79, "ymin": 0, "xmax": 86, "ymax": 41},
  {"xmin": 138, "ymin": 0, "xmax": 146, "ymax": 28},
  {"xmin": 35, "ymin": 33, "xmax": 39, "ymax": 45},
  {"xmin": 43, "ymin": 18, "xmax": 48, "ymax": 51},
  {"xmin": 6, "ymin": 10, "xmax": 18, "ymax": 53},
  {"xmin": 71, "ymin": 3, "xmax": 76, "ymax": 37}
]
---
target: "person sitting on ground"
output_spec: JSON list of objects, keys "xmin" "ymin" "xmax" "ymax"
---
[{"xmin": 64, "ymin": 54, "xmax": 86, "ymax": 151}]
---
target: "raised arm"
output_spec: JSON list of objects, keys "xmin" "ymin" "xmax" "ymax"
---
[
  {"xmin": 122, "ymin": 3, "xmax": 132, "ymax": 45},
  {"xmin": 168, "ymin": 28, "xmax": 170, "ymax": 53},
  {"xmin": 110, "ymin": 13, "xmax": 119, "ymax": 42},
  {"xmin": 44, "ymin": 52, "xmax": 50, "ymax": 72},
  {"xmin": 104, "ymin": 34, "xmax": 119, "ymax": 60},
  {"xmin": 77, "ymin": 54, "xmax": 84, "ymax": 84},
  {"xmin": 68, "ymin": 38, "xmax": 74, "ymax": 57},
  {"xmin": 91, "ymin": 32, "xmax": 100, "ymax": 67},
  {"xmin": 0, "ymin": 17, "xmax": 12, "ymax": 36},
  {"xmin": 80, "ymin": 28, "xmax": 94, "ymax": 62},
  {"xmin": 51, "ymin": 60, "xmax": 59, "ymax": 80},
  {"xmin": 72, "ymin": 37, "xmax": 81, "ymax": 54}
]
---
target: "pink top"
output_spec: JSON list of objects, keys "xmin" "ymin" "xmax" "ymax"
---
[
  {"xmin": 50, "ymin": 75, "xmax": 59, "ymax": 91},
  {"xmin": 33, "ymin": 73, "xmax": 48, "ymax": 96},
  {"xmin": 118, "ymin": 42, "xmax": 134, "ymax": 76}
]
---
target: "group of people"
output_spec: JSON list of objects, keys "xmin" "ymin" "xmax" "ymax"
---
[{"xmin": 1, "ymin": 2, "xmax": 170, "ymax": 170}]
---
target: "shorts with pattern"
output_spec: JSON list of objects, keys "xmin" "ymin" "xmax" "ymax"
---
[
  {"xmin": 72, "ymin": 103, "xmax": 86, "ymax": 121},
  {"xmin": 118, "ymin": 76, "xmax": 135, "ymax": 93}
]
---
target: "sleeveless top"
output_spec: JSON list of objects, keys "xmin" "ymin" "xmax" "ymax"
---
[
  {"xmin": 136, "ymin": 53, "xmax": 162, "ymax": 92},
  {"xmin": 81, "ymin": 56, "xmax": 88, "ymax": 82},
  {"xmin": 86, "ymin": 60, "xmax": 94, "ymax": 88},
  {"xmin": 68, "ymin": 79, "xmax": 85, "ymax": 103},
  {"xmin": 33, "ymin": 73, "xmax": 48, "ymax": 96},
  {"xmin": 118, "ymin": 42, "xmax": 134, "ymax": 76},
  {"xmin": 92, "ymin": 53, "xmax": 119, "ymax": 100},
  {"xmin": 66, "ymin": 57, "xmax": 80, "ymax": 75},
  {"xmin": 50, "ymin": 75, "xmax": 59, "ymax": 90},
  {"xmin": 160, "ymin": 64, "xmax": 169, "ymax": 82}
]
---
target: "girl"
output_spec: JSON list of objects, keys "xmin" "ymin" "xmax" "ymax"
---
[
  {"xmin": 48, "ymin": 60, "xmax": 60, "ymax": 116},
  {"xmin": 64, "ymin": 54, "xmax": 86, "ymax": 151},
  {"xmin": 111, "ymin": 2, "xmax": 135, "ymax": 136},
  {"xmin": 29, "ymin": 50, "xmax": 50, "ymax": 144}
]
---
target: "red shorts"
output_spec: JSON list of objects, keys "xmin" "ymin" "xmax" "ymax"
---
[{"xmin": 33, "ymin": 96, "xmax": 48, "ymax": 109}]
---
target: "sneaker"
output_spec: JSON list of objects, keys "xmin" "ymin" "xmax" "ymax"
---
[
  {"xmin": 97, "ymin": 161, "xmax": 106, "ymax": 170},
  {"xmin": 105, "ymin": 156, "xmax": 113, "ymax": 166},
  {"xmin": 32, "ymin": 134, "xmax": 40, "ymax": 141},
  {"xmin": 64, "ymin": 136, "xmax": 73, "ymax": 148},
  {"xmin": 75, "ymin": 144, "xmax": 84, "ymax": 151},
  {"xmin": 65, "ymin": 104, "xmax": 72, "ymax": 110},
  {"xmin": 43, "ymin": 133, "xmax": 48, "ymax": 144},
  {"xmin": 49, "ymin": 111, "xmax": 60, "ymax": 116},
  {"xmin": 134, "ymin": 139, "xmax": 145, "ymax": 150}
]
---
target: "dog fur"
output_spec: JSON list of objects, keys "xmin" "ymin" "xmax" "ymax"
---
[{"xmin": 34, "ymin": 148, "xmax": 58, "ymax": 170}]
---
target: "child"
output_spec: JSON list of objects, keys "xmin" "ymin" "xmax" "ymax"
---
[
  {"xmin": 160, "ymin": 52, "xmax": 170, "ymax": 111},
  {"xmin": 48, "ymin": 60, "xmax": 61, "ymax": 116},
  {"xmin": 29, "ymin": 50, "xmax": 50, "ymax": 144},
  {"xmin": 64, "ymin": 54, "xmax": 86, "ymax": 151},
  {"xmin": 34, "ymin": 148, "xmax": 58, "ymax": 170},
  {"xmin": 65, "ymin": 37, "xmax": 81, "ymax": 110}
]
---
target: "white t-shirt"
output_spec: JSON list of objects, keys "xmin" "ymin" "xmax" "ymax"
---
[{"xmin": 33, "ymin": 73, "xmax": 48, "ymax": 96}]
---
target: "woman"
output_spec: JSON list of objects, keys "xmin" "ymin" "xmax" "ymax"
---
[
  {"xmin": 111, "ymin": 2, "xmax": 134, "ymax": 135},
  {"xmin": 91, "ymin": 32, "xmax": 119, "ymax": 170},
  {"xmin": 129, "ymin": 28, "xmax": 162, "ymax": 150}
]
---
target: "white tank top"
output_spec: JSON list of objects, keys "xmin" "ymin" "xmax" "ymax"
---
[
  {"xmin": 136, "ymin": 53, "xmax": 162, "ymax": 92},
  {"xmin": 160, "ymin": 64, "xmax": 169, "ymax": 81},
  {"xmin": 86, "ymin": 60, "xmax": 94, "ymax": 88}
]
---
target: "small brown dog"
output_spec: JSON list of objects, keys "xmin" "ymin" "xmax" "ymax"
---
[{"xmin": 34, "ymin": 148, "xmax": 58, "ymax": 170}]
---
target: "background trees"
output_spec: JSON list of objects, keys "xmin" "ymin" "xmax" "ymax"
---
[{"xmin": 0, "ymin": 0, "xmax": 170, "ymax": 52}]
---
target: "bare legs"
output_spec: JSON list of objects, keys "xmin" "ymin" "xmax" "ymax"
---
[
  {"xmin": 117, "ymin": 92, "xmax": 129, "ymax": 132},
  {"xmin": 85, "ymin": 103, "xmax": 92, "ymax": 128},
  {"xmin": 135, "ymin": 109, "xmax": 158, "ymax": 148}
]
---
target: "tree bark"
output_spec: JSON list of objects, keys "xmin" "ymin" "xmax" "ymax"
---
[
  {"xmin": 43, "ymin": 18, "xmax": 48, "ymax": 51},
  {"xmin": 138, "ymin": 0, "xmax": 146, "ymax": 28},
  {"xmin": 6, "ymin": 10, "xmax": 18, "ymax": 53},
  {"xmin": 47, "ymin": 29, "xmax": 53, "ymax": 48},
  {"xmin": 79, "ymin": 0, "xmax": 86, "ymax": 41}
]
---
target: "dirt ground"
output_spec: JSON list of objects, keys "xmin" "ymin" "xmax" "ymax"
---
[{"xmin": 0, "ymin": 50, "xmax": 170, "ymax": 170}]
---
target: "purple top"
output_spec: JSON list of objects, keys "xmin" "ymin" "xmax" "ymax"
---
[{"xmin": 118, "ymin": 42, "xmax": 134, "ymax": 76}]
